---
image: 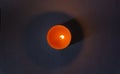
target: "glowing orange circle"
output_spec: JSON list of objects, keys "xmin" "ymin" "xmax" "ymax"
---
[{"xmin": 47, "ymin": 25, "xmax": 71, "ymax": 50}]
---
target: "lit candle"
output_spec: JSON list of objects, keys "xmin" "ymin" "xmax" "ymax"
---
[{"xmin": 47, "ymin": 25, "xmax": 71, "ymax": 50}]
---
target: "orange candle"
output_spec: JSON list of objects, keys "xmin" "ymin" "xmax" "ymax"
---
[{"xmin": 47, "ymin": 25, "xmax": 71, "ymax": 50}]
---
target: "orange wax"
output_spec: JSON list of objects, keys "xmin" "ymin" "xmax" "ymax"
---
[{"xmin": 47, "ymin": 25, "xmax": 71, "ymax": 50}]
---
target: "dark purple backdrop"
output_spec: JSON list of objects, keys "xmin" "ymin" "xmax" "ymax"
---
[{"xmin": 0, "ymin": 0, "xmax": 120, "ymax": 74}]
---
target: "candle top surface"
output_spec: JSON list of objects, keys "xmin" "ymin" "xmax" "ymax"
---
[{"xmin": 47, "ymin": 25, "xmax": 71, "ymax": 50}]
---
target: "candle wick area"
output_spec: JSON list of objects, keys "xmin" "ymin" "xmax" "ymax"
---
[{"xmin": 59, "ymin": 35, "xmax": 64, "ymax": 39}]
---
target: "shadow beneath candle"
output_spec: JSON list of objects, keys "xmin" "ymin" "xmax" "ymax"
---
[
  {"xmin": 23, "ymin": 12, "xmax": 84, "ymax": 69},
  {"xmin": 63, "ymin": 19, "xmax": 84, "ymax": 45}
]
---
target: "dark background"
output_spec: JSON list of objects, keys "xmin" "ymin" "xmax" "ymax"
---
[{"xmin": 0, "ymin": 0, "xmax": 120, "ymax": 74}]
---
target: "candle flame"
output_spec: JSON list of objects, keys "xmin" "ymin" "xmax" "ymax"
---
[{"xmin": 59, "ymin": 35, "xmax": 64, "ymax": 39}]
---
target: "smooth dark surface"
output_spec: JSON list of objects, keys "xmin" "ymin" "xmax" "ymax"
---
[
  {"xmin": 0, "ymin": 0, "xmax": 120, "ymax": 74},
  {"xmin": 24, "ymin": 12, "xmax": 83, "ymax": 68}
]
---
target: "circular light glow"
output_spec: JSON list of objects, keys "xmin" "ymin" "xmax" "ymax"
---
[
  {"xmin": 59, "ymin": 35, "xmax": 64, "ymax": 39},
  {"xmin": 47, "ymin": 25, "xmax": 71, "ymax": 50}
]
